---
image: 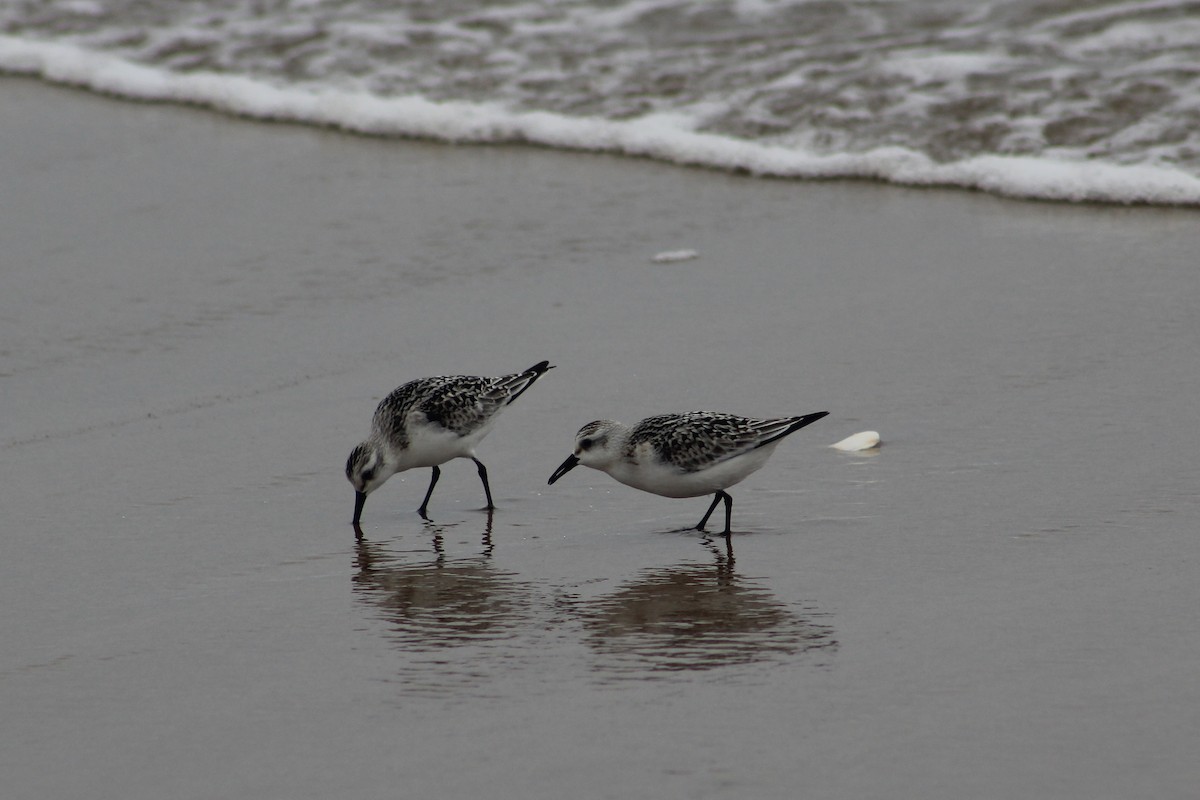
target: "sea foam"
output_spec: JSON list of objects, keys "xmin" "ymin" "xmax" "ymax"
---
[{"xmin": 3, "ymin": 35, "xmax": 1199, "ymax": 207}]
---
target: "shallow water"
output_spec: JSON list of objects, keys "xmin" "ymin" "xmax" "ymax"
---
[{"xmin": 3, "ymin": 80, "xmax": 1200, "ymax": 799}]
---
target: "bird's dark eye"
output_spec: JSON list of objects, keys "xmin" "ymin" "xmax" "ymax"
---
[
  {"xmin": 580, "ymin": 438, "xmax": 593, "ymax": 451},
  {"xmin": 361, "ymin": 468, "xmax": 376, "ymax": 483}
]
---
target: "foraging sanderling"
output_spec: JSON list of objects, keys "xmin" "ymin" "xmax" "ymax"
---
[
  {"xmin": 347, "ymin": 361, "xmax": 554, "ymax": 523},
  {"xmin": 548, "ymin": 410, "xmax": 829, "ymax": 534}
]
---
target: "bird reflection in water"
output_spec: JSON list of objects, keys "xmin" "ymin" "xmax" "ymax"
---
[
  {"xmin": 581, "ymin": 536, "xmax": 836, "ymax": 681},
  {"xmin": 352, "ymin": 512, "xmax": 539, "ymax": 696}
]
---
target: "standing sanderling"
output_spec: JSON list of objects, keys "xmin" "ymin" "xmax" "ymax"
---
[
  {"xmin": 547, "ymin": 410, "xmax": 829, "ymax": 534},
  {"xmin": 347, "ymin": 361, "xmax": 554, "ymax": 524}
]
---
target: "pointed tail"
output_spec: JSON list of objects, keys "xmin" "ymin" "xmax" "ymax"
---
[
  {"xmin": 754, "ymin": 410, "xmax": 830, "ymax": 448},
  {"xmin": 502, "ymin": 360, "xmax": 555, "ymax": 405}
]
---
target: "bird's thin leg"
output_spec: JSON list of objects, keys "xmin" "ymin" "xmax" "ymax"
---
[
  {"xmin": 418, "ymin": 465, "xmax": 441, "ymax": 518},
  {"xmin": 719, "ymin": 491, "xmax": 733, "ymax": 536},
  {"xmin": 472, "ymin": 458, "xmax": 495, "ymax": 510},
  {"xmin": 695, "ymin": 492, "xmax": 725, "ymax": 531}
]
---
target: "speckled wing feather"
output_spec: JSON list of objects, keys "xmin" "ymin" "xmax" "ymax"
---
[
  {"xmin": 441, "ymin": 361, "xmax": 553, "ymax": 428},
  {"xmin": 413, "ymin": 376, "xmax": 497, "ymax": 434},
  {"xmin": 627, "ymin": 412, "xmax": 807, "ymax": 472},
  {"xmin": 372, "ymin": 362, "xmax": 552, "ymax": 448},
  {"xmin": 371, "ymin": 376, "xmax": 479, "ymax": 448}
]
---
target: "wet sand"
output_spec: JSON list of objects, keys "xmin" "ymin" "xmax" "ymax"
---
[{"xmin": 3, "ymin": 77, "xmax": 1200, "ymax": 799}]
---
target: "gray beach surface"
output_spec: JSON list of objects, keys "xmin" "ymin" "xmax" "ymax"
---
[{"xmin": 3, "ymin": 77, "xmax": 1199, "ymax": 799}]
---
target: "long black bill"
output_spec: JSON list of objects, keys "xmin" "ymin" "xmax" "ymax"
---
[
  {"xmin": 352, "ymin": 491, "xmax": 367, "ymax": 524},
  {"xmin": 548, "ymin": 454, "xmax": 580, "ymax": 485}
]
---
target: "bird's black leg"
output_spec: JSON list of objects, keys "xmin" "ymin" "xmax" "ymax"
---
[
  {"xmin": 472, "ymin": 458, "xmax": 496, "ymax": 510},
  {"xmin": 696, "ymin": 491, "xmax": 734, "ymax": 535},
  {"xmin": 418, "ymin": 465, "xmax": 441, "ymax": 518},
  {"xmin": 696, "ymin": 492, "xmax": 724, "ymax": 531}
]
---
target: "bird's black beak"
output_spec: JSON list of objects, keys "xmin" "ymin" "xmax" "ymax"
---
[
  {"xmin": 548, "ymin": 454, "xmax": 580, "ymax": 485},
  {"xmin": 352, "ymin": 491, "xmax": 367, "ymax": 524}
]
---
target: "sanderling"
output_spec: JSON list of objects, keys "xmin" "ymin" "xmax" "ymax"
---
[
  {"xmin": 548, "ymin": 410, "xmax": 829, "ymax": 534},
  {"xmin": 347, "ymin": 360, "xmax": 554, "ymax": 523}
]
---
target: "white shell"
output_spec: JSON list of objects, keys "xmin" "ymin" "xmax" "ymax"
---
[
  {"xmin": 651, "ymin": 249, "xmax": 700, "ymax": 263},
  {"xmin": 830, "ymin": 431, "xmax": 881, "ymax": 451}
]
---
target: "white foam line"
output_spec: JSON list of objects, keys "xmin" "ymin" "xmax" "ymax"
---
[{"xmin": 4, "ymin": 36, "xmax": 1200, "ymax": 206}]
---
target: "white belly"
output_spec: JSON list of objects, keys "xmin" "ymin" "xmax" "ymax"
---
[
  {"xmin": 607, "ymin": 445, "xmax": 776, "ymax": 498},
  {"xmin": 392, "ymin": 418, "xmax": 495, "ymax": 470}
]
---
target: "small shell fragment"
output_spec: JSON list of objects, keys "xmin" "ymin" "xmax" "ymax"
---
[
  {"xmin": 651, "ymin": 249, "xmax": 699, "ymax": 263},
  {"xmin": 830, "ymin": 431, "xmax": 881, "ymax": 451}
]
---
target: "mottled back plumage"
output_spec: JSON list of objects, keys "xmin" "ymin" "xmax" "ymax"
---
[
  {"xmin": 626, "ymin": 412, "xmax": 807, "ymax": 473},
  {"xmin": 374, "ymin": 375, "xmax": 489, "ymax": 450},
  {"xmin": 372, "ymin": 365, "xmax": 550, "ymax": 450}
]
